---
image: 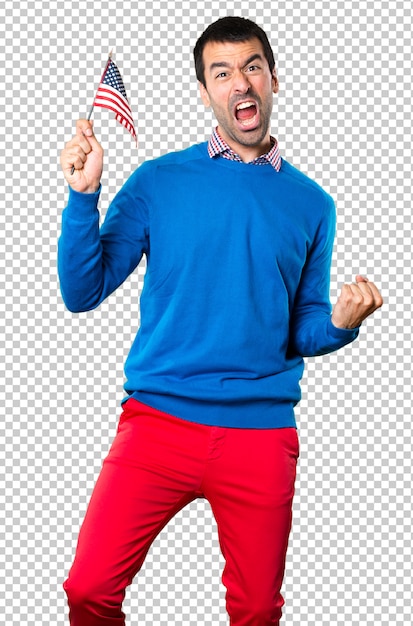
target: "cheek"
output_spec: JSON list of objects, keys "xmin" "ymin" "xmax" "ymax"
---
[
  {"xmin": 255, "ymin": 76, "xmax": 274, "ymax": 96},
  {"xmin": 210, "ymin": 94, "xmax": 231, "ymax": 118}
]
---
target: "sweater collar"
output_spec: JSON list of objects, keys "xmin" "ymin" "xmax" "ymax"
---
[{"xmin": 207, "ymin": 127, "xmax": 282, "ymax": 172}]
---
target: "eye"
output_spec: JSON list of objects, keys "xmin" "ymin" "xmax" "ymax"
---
[
  {"xmin": 246, "ymin": 65, "xmax": 260, "ymax": 73},
  {"xmin": 216, "ymin": 71, "xmax": 229, "ymax": 79}
]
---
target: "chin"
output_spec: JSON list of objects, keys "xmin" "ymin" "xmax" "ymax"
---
[{"xmin": 235, "ymin": 127, "xmax": 267, "ymax": 146}]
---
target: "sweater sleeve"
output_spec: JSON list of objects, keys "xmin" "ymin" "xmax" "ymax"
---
[
  {"xmin": 58, "ymin": 165, "xmax": 150, "ymax": 313},
  {"xmin": 289, "ymin": 193, "xmax": 359, "ymax": 357}
]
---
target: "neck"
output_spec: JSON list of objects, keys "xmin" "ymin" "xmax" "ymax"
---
[{"xmin": 218, "ymin": 127, "xmax": 273, "ymax": 163}]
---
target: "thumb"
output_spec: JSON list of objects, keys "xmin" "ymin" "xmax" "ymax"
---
[
  {"xmin": 76, "ymin": 118, "xmax": 99, "ymax": 144},
  {"xmin": 76, "ymin": 118, "xmax": 94, "ymax": 137},
  {"xmin": 355, "ymin": 275, "xmax": 369, "ymax": 283}
]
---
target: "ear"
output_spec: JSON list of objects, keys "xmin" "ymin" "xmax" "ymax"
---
[
  {"xmin": 199, "ymin": 81, "xmax": 211, "ymax": 108},
  {"xmin": 272, "ymin": 69, "xmax": 279, "ymax": 95}
]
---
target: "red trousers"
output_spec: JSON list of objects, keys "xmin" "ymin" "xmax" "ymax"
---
[{"xmin": 63, "ymin": 399, "xmax": 299, "ymax": 625}]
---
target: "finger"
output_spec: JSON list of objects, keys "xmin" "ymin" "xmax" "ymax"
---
[
  {"xmin": 75, "ymin": 118, "xmax": 102, "ymax": 154},
  {"xmin": 353, "ymin": 278, "xmax": 382, "ymax": 302},
  {"xmin": 352, "ymin": 280, "xmax": 375, "ymax": 299},
  {"xmin": 354, "ymin": 276, "xmax": 383, "ymax": 306},
  {"xmin": 66, "ymin": 134, "xmax": 93, "ymax": 157},
  {"xmin": 70, "ymin": 151, "xmax": 88, "ymax": 172},
  {"xmin": 337, "ymin": 283, "xmax": 360, "ymax": 309},
  {"xmin": 339, "ymin": 282, "xmax": 355, "ymax": 298},
  {"xmin": 351, "ymin": 281, "xmax": 383, "ymax": 311},
  {"xmin": 347, "ymin": 283, "xmax": 366, "ymax": 305},
  {"xmin": 364, "ymin": 281, "xmax": 384, "ymax": 307},
  {"xmin": 61, "ymin": 145, "xmax": 88, "ymax": 174},
  {"xmin": 76, "ymin": 118, "xmax": 94, "ymax": 138},
  {"xmin": 64, "ymin": 155, "xmax": 85, "ymax": 176}
]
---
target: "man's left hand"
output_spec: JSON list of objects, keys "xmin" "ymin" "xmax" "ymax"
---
[{"xmin": 331, "ymin": 275, "xmax": 383, "ymax": 329}]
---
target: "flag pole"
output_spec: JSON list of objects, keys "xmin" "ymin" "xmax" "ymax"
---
[
  {"xmin": 71, "ymin": 50, "xmax": 113, "ymax": 175},
  {"xmin": 86, "ymin": 49, "xmax": 113, "ymax": 121}
]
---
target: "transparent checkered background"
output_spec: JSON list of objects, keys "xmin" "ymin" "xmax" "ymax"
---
[{"xmin": 0, "ymin": 0, "xmax": 411, "ymax": 624}]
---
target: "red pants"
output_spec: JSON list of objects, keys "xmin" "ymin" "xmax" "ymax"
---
[{"xmin": 63, "ymin": 399, "xmax": 299, "ymax": 625}]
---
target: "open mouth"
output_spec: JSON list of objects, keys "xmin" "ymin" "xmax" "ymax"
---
[{"xmin": 235, "ymin": 101, "xmax": 259, "ymax": 128}]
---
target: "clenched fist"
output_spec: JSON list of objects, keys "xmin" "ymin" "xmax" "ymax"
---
[
  {"xmin": 60, "ymin": 119, "xmax": 104, "ymax": 194},
  {"xmin": 331, "ymin": 275, "xmax": 383, "ymax": 329}
]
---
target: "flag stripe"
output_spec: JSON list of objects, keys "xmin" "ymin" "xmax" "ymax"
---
[
  {"xmin": 92, "ymin": 58, "xmax": 137, "ymax": 145},
  {"xmin": 94, "ymin": 88, "xmax": 135, "ymax": 127},
  {"xmin": 115, "ymin": 114, "xmax": 136, "ymax": 138},
  {"xmin": 94, "ymin": 102, "xmax": 136, "ymax": 136},
  {"xmin": 94, "ymin": 85, "xmax": 133, "ymax": 118},
  {"xmin": 94, "ymin": 99, "xmax": 134, "ymax": 129}
]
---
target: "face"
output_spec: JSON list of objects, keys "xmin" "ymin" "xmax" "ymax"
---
[{"xmin": 199, "ymin": 38, "xmax": 279, "ymax": 161}]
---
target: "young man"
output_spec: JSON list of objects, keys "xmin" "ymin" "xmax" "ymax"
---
[{"xmin": 59, "ymin": 16, "xmax": 383, "ymax": 626}]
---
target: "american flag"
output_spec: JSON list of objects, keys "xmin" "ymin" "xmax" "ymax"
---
[{"xmin": 93, "ymin": 58, "xmax": 137, "ymax": 145}]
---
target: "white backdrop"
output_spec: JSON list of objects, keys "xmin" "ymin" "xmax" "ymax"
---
[{"xmin": 1, "ymin": 1, "xmax": 412, "ymax": 624}]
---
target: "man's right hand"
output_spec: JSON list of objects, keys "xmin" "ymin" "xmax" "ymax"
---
[{"xmin": 60, "ymin": 119, "xmax": 104, "ymax": 194}]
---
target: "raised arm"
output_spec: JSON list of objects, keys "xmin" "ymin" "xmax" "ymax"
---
[
  {"xmin": 58, "ymin": 120, "xmax": 149, "ymax": 313},
  {"xmin": 289, "ymin": 195, "xmax": 382, "ymax": 357}
]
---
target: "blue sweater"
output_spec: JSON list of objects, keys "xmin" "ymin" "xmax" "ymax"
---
[{"xmin": 58, "ymin": 142, "xmax": 358, "ymax": 428}]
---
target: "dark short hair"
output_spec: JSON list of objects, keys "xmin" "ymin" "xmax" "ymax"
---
[{"xmin": 194, "ymin": 16, "xmax": 275, "ymax": 87}]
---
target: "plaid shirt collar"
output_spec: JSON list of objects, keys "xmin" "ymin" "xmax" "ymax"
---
[{"xmin": 207, "ymin": 127, "xmax": 282, "ymax": 172}]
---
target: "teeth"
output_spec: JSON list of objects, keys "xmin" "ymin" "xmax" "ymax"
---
[{"xmin": 236, "ymin": 101, "xmax": 255, "ymax": 110}]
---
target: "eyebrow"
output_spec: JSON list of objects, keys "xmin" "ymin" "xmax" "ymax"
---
[{"xmin": 209, "ymin": 53, "xmax": 264, "ymax": 74}]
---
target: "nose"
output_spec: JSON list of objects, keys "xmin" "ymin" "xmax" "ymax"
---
[{"xmin": 232, "ymin": 69, "xmax": 251, "ymax": 93}]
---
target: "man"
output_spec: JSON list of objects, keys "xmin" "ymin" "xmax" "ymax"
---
[{"xmin": 59, "ymin": 16, "xmax": 383, "ymax": 626}]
